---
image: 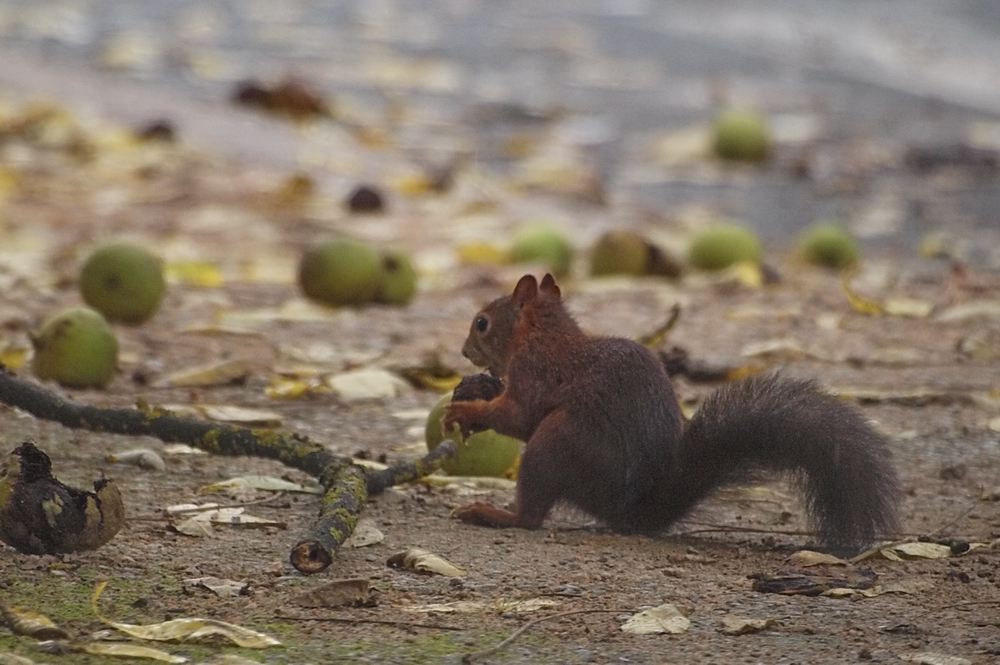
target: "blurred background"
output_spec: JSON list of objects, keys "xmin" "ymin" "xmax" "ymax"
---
[{"xmin": 1, "ymin": 0, "xmax": 999, "ymax": 263}]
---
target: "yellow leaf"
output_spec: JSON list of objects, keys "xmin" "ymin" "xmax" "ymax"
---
[
  {"xmin": 165, "ymin": 261, "xmax": 224, "ymax": 287},
  {"xmin": 456, "ymin": 242, "xmax": 510, "ymax": 266},
  {"xmin": 392, "ymin": 172, "xmax": 435, "ymax": 196},
  {"xmin": 637, "ymin": 304, "xmax": 680, "ymax": 348},
  {"xmin": 265, "ymin": 376, "xmax": 319, "ymax": 399},
  {"xmin": 0, "ymin": 604, "xmax": 68, "ymax": 640},
  {"xmin": 421, "ymin": 374, "xmax": 464, "ymax": 392},
  {"xmin": 81, "ymin": 643, "xmax": 188, "ymax": 663},
  {"xmin": 0, "ymin": 344, "xmax": 29, "ymax": 371},
  {"xmin": 154, "ymin": 360, "xmax": 254, "ymax": 388},
  {"xmin": 0, "ymin": 167, "xmax": 20, "ymax": 202},
  {"xmin": 786, "ymin": 550, "xmax": 848, "ymax": 567},
  {"xmin": 731, "ymin": 260, "xmax": 763, "ymax": 288},
  {"xmin": 840, "ymin": 266, "xmax": 884, "ymax": 316}
]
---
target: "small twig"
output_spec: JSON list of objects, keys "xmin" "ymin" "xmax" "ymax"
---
[
  {"xmin": 914, "ymin": 600, "xmax": 1000, "ymax": 620},
  {"xmin": 462, "ymin": 609, "xmax": 623, "ymax": 663},
  {"xmin": 277, "ymin": 612, "xmax": 462, "ymax": 631},
  {"xmin": 679, "ymin": 522, "xmax": 814, "ymax": 538},
  {"xmin": 922, "ymin": 498, "xmax": 980, "ymax": 539}
]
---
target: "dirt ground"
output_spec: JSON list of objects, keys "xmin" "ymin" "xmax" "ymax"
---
[{"xmin": 0, "ymin": 99, "xmax": 999, "ymax": 665}]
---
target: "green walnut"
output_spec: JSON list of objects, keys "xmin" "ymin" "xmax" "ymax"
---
[
  {"xmin": 798, "ymin": 222, "xmax": 860, "ymax": 269},
  {"xmin": 298, "ymin": 238, "xmax": 382, "ymax": 306},
  {"xmin": 689, "ymin": 222, "xmax": 762, "ymax": 270},
  {"xmin": 79, "ymin": 242, "xmax": 165, "ymax": 324},
  {"xmin": 510, "ymin": 224, "xmax": 573, "ymax": 278},
  {"xmin": 31, "ymin": 307, "xmax": 119, "ymax": 389},
  {"xmin": 590, "ymin": 230, "xmax": 651, "ymax": 277},
  {"xmin": 425, "ymin": 392, "xmax": 522, "ymax": 478},
  {"xmin": 376, "ymin": 249, "xmax": 417, "ymax": 306},
  {"xmin": 712, "ymin": 108, "xmax": 771, "ymax": 163}
]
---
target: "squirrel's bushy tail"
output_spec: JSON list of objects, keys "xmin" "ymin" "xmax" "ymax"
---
[{"xmin": 676, "ymin": 374, "xmax": 900, "ymax": 553}]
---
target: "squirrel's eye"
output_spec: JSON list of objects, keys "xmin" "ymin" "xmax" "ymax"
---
[{"xmin": 474, "ymin": 316, "xmax": 489, "ymax": 333}]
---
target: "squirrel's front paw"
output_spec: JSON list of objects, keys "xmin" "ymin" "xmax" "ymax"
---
[{"xmin": 442, "ymin": 401, "xmax": 479, "ymax": 440}]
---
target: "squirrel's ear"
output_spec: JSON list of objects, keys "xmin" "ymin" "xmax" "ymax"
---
[
  {"xmin": 539, "ymin": 273, "xmax": 561, "ymax": 299},
  {"xmin": 511, "ymin": 274, "xmax": 538, "ymax": 305}
]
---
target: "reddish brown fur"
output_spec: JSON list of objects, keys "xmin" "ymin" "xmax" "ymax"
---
[{"xmin": 444, "ymin": 274, "xmax": 900, "ymax": 553}]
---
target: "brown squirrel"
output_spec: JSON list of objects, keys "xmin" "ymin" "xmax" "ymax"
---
[{"xmin": 443, "ymin": 273, "xmax": 900, "ymax": 553}]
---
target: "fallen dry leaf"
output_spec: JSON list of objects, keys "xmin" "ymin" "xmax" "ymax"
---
[
  {"xmin": 327, "ymin": 368, "xmax": 411, "ymax": 401},
  {"xmin": 719, "ymin": 616, "xmax": 777, "ymax": 635},
  {"xmin": 386, "ymin": 548, "xmax": 465, "ymax": 577},
  {"xmin": 898, "ymin": 652, "xmax": 973, "ymax": 665},
  {"xmin": 92, "ymin": 581, "xmax": 280, "ymax": 648},
  {"xmin": 81, "ymin": 643, "xmax": 188, "ymax": 663},
  {"xmin": 154, "ymin": 359, "xmax": 254, "ymax": 388},
  {"xmin": 0, "ymin": 604, "xmax": 69, "ymax": 640},
  {"xmin": 344, "ymin": 518, "xmax": 385, "ymax": 548},
  {"xmin": 106, "ymin": 449, "xmax": 166, "ymax": 471},
  {"xmin": 182, "ymin": 576, "xmax": 248, "ymax": 598},
  {"xmin": 621, "ymin": 604, "xmax": 690, "ymax": 635},
  {"xmin": 786, "ymin": 550, "xmax": 848, "ymax": 567},
  {"xmin": 200, "ymin": 475, "xmax": 320, "ymax": 494}
]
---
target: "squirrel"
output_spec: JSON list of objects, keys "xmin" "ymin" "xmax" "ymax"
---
[{"xmin": 442, "ymin": 273, "xmax": 900, "ymax": 554}]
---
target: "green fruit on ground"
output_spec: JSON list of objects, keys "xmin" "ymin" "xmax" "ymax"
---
[
  {"xmin": 425, "ymin": 392, "xmax": 523, "ymax": 477},
  {"xmin": 712, "ymin": 108, "xmax": 771, "ymax": 163},
  {"xmin": 298, "ymin": 238, "xmax": 382, "ymax": 306},
  {"xmin": 798, "ymin": 222, "xmax": 860, "ymax": 268},
  {"xmin": 590, "ymin": 230, "xmax": 650, "ymax": 277},
  {"xmin": 510, "ymin": 224, "xmax": 573, "ymax": 277},
  {"xmin": 79, "ymin": 242, "xmax": 165, "ymax": 324},
  {"xmin": 376, "ymin": 249, "xmax": 417, "ymax": 305},
  {"xmin": 31, "ymin": 307, "xmax": 118, "ymax": 389},
  {"xmin": 689, "ymin": 223, "xmax": 762, "ymax": 270}
]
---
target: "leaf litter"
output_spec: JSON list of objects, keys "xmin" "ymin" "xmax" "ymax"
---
[{"xmin": 0, "ymin": 53, "xmax": 998, "ymax": 664}]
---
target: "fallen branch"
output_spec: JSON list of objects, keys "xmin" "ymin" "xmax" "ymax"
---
[{"xmin": 0, "ymin": 366, "xmax": 456, "ymax": 573}]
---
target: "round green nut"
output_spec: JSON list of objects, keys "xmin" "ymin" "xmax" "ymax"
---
[
  {"xmin": 590, "ymin": 230, "xmax": 651, "ymax": 277},
  {"xmin": 712, "ymin": 108, "xmax": 771, "ymax": 163},
  {"xmin": 31, "ymin": 307, "xmax": 119, "ymax": 389},
  {"xmin": 798, "ymin": 222, "xmax": 860, "ymax": 269},
  {"xmin": 425, "ymin": 392, "xmax": 522, "ymax": 477},
  {"xmin": 510, "ymin": 223, "xmax": 573, "ymax": 278},
  {"xmin": 298, "ymin": 238, "xmax": 382, "ymax": 306},
  {"xmin": 376, "ymin": 249, "xmax": 417, "ymax": 306},
  {"xmin": 80, "ymin": 242, "xmax": 165, "ymax": 324},
  {"xmin": 689, "ymin": 222, "xmax": 762, "ymax": 270}
]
